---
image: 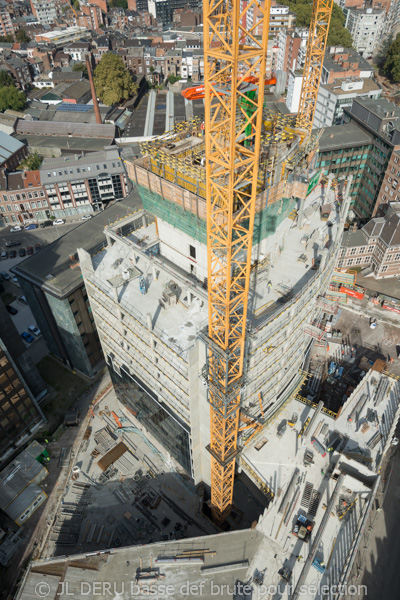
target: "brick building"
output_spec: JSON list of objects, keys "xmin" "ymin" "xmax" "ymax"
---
[
  {"xmin": 321, "ymin": 47, "xmax": 374, "ymax": 84},
  {"xmin": 337, "ymin": 204, "xmax": 400, "ymax": 279},
  {"xmin": 0, "ymin": 169, "xmax": 49, "ymax": 226},
  {"xmin": 276, "ymin": 27, "xmax": 308, "ymax": 73},
  {"xmin": 40, "ymin": 147, "xmax": 128, "ymax": 218}
]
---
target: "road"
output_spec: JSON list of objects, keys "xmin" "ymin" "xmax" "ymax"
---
[{"xmin": 0, "ymin": 220, "xmax": 80, "ymax": 277}]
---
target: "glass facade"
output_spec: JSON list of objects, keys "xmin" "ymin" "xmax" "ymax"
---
[{"xmin": 107, "ymin": 358, "xmax": 192, "ymax": 475}]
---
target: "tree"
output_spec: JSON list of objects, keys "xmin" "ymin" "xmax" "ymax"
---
[
  {"xmin": 94, "ymin": 53, "xmax": 137, "ymax": 105},
  {"xmin": 72, "ymin": 61, "xmax": 88, "ymax": 77},
  {"xmin": 0, "ymin": 70, "xmax": 14, "ymax": 87},
  {"xmin": 15, "ymin": 29, "xmax": 31, "ymax": 43},
  {"xmin": 167, "ymin": 75, "xmax": 180, "ymax": 84},
  {"xmin": 20, "ymin": 152, "xmax": 43, "ymax": 171},
  {"xmin": 375, "ymin": 35, "xmax": 393, "ymax": 72},
  {"xmin": 0, "ymin": 34, "xmax": 14, "ymax": 43},
  {"xmin": 108, "ymin": 0, "xmax": 128, "ymax": 8},
  {"xmin": 383, "ymin": 34, "xmax": 400, "ymax": 82},
  {"xmin": 280, "ymin": 0, "xmax": 353, "ymax": 47},
  {"xmin": 0, "ymin": 85, "xmax": 26, "ymax": 112}
]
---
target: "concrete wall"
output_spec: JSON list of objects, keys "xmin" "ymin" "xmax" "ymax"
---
[{"xmin": 158, "ymin": 219, "xmax": 208, "ymax": 281}]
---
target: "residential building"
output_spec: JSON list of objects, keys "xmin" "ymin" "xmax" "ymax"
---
[
  {"xmin": 148, "ymin": 0, "xmax": 196, "ymax": 24},
  {"xmin": 40, "ymin": 148, "xmax": 128, "ymax": 217},
  {"xmin": 337, "ymin": 203, "xmax": 400, "ymax": 278},
  {"xmin": 0, "ymin": 441, "xmax": 48, "ymax": 525},
  {"xmin": 1, "ymin": 55, "xmax": 32, "ymax": 89},
  {"xmin": 11, "ymin": 192, "xmax": 140, "ymax": 379},
  {"xmin": 0, "ymin": 341, "xmax": 45, "ymax": 466},
  {"xmin": 0, "ymin": 1, "xmax": 14, "ymax": 37},
  {"xmin": 321, "ymin": 46, "xmax": 374, "ymax": 84},
  {"xmin": 63, "ymin": 41, "xmax": 91, "ymax": 62},
  {"xmin": 276, "ymin": 27, "xmax": 308, "ymax": 74},
  {"xmin": 286, "ymin": 69, "xmax": 303, "ymax": 113},
  {"xmin": 75, "ymin": 3, "xmax": 104, "ymax": 30},
  {"xmin": 313, "ymin": 77, "xmax": 382, "ymax": 128},
  {"xmin": 344, "ymin": 7, "xmax": 386, "ymax": 57},
  {"xmin": 0, "ymin": 169, "xmax": 50, "ymax": 226},
  {"xmin": 0, "ymin": 131, "xmax": 27, "ymax": 170},
  {"xmin": 30, "ymin": 0, "xmax": 58, "ymax": 24}
]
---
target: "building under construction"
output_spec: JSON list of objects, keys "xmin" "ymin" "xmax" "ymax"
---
[{"xmin": 78, "ymin": 100, "xmax": 351, "ymax": 482}]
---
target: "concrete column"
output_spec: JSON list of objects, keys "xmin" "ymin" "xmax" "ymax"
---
[
  {"xmin": 146, "ymin": 312, "xmax": 153, "ymax": 331},
  {"xmin": 152, "ymin": 266, "xmax": 158, "ymax": 281},
  {"xmin": 142, "ymin": 214, "xmax": 147, "ymax": 228},
  {"xmin": 112, "ymin": 287, "xmax": 119, "ymax": 302},
  {"xmin": 340, "ymin": 175, "xmax": 353, "ymax": 225},
  {"xmin": 319, "ymin": 248, "xmax": 329, "ymax": 271},
  {"xmin": 326, "ymin": 174, "xmax": 335, "ymax": 202},
  {"xmin": 298, "ymin": 195, "xmax": 306, "ymax": 228}
]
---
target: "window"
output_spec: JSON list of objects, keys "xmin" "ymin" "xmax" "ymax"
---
[
  {"xmin": 381, "ymin": 265, "xmax": 388, "ymax": 272},
  {"xmin": 189, "ymin": 245, "xmax": 196, "ymax": 259}
]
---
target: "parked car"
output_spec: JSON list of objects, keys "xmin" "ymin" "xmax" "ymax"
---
[
  {"xmin": 6, "ymin": 305, "xmax": 17, "ymax": 315},
  {"xmin": 5, "ymin": 240, "xmax": 21, "ymax": 247},
  {"xmin": 28, "ymin": 325, "xmax": 41, "ymax": 336},
  {"xmin": 21, "ymin": 331, "xmax": 34, "ymax": 343},
  {"xmin": 34, "ymin": 243, "xmax": 42, "ymax": 252},
  {"xmin": 19, "ymin": 248, "xmax": 26, "ymax": 257},
  {"xmin": 18, "ymin": 295, "xmax": 27, "ymax": 303},
  {"xmin": 1, "ymin": 251, "xmax": 8, "ymax": 260},
  {"xmin": 81, "ymin": 215, "xmax": 92, "ymax": 221},
  {"xmin": 53, "ymin": 219, "xmax": 65, "ymax": 226},
  {"xmin": 9, "ymin": 250, "xmax": 17, "ymax": 258},
  {"xmin": 10, "ymin": 225, "xmax": 22, "ymax": 232},
  {"xmin": 25, "ymin": 224, "xmax": 37, "ymax": 230},
  {"xmin": 12, "ymin": 275, "xmax": 18, "ymax": 284},
  {"xmin": 1, "ymin": 271, "xmax": 10, "ymax": 281},
  {"xmin": 27, "ymin": 246, "xmax": 34, "ymax": 255},
  {"xmin": 40, "ymin": 220, "xmax": 53, "ymax": 228}
]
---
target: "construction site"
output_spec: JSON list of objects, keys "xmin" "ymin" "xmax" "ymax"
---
[{"xmin": 14, "ymin": 0, "xmax": 400, "ymax": 599}]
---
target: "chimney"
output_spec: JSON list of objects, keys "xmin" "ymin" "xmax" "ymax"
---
[{"xmin": 86, "ymin": 54, "xmax": 102, "ymax": 125}]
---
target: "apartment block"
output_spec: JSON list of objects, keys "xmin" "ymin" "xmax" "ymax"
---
[
  {"xmin": 40, "ymin": 147, "xmax": 128, "ymax": 218},
  {"xmin": 276, "ymin": 27, "xmax": 308, "ymax": 74},
  {"xmin": 313, "ymin": 77, "xmax": 382, "ymax": 128},
  {"xmin": 337, "ymin": 204, "xmax": 400, "ymax": 278},
  {"xmin": 344, "ymin": 7, "xmax": 386, "ymax": 57},
  {"xmin": 0, "ymin": 1, "xmax": 13, "ymax": 37},
  {"xmin": 30, "ymin": 0, "xmax": 58, "ymax": 24}
]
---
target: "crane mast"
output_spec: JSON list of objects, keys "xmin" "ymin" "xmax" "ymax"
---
[
  {"xmin": 297, "ymin": 0, "xmax": 334, "ymax": 133},
  {"xmin": 203, "ymin": 0, "xmax": 270, "ymax": 523}
]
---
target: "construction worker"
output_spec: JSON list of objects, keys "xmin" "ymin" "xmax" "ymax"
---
[{"xmin": 297, "ymin": 555, "xmax": 303, "ymax": 562}]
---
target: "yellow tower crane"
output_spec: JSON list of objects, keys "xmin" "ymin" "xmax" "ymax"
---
[
  {"xmin": 203, "ymin": 0, "xmax": 270, "ymax": 523},
  {"xmin": 296, "ymin": 0, "xmax": 334, "ymax": 134}
]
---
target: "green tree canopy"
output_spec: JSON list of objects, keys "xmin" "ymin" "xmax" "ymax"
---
[
  {"xmin": 167, "ymin": 75, "xmax": 180, "ymax": 84},
  {"xmin": 20, "ymin": 152, "xmax": 43, "ymax": 171},
  {"xmin": 0, "ymin": 34, "xmax": 14, "ymax": 43},
  {"xmin": 383, "ymin": 34, "xmax": 400, "ymax": 82},
  {"xmin": 0, "ymin": 70, "xmax": 14, "ymax": 87},
  {"xmin": 15, "ymin": 29, "xmax": 31, "ymax": 43},
  {"xmin": 281, "ymin": 1, "xmax": 353, "ymax": 47},
  {"xmin": 94, "ymin": 53, "xmax": 137, "ymax": 105},
  {"xmin": 72, "ymin": 61, "xmax": 88, "ymax": 77},
  {"xmin": 0, "ymin": 85, "xmax": 26, "ymax": 112},
  {"xmin": 108, "ymin": 0, "xmax": 128, "ymax": 8}
]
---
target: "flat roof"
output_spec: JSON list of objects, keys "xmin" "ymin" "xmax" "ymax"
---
[
  {"xmin": 12, "ymin": 190, "xmax": 143, "ymax": 298},
  {"xmin": 322, "ymin": 77, "xmax": 381, "ymax": 96},
  {"xmin": 15, "ymin": 134, "xmax": 114, "ymax": 154},
  {"xmin": 318, "ymin": 120, "xmax": 374, "ymax": 151}
]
